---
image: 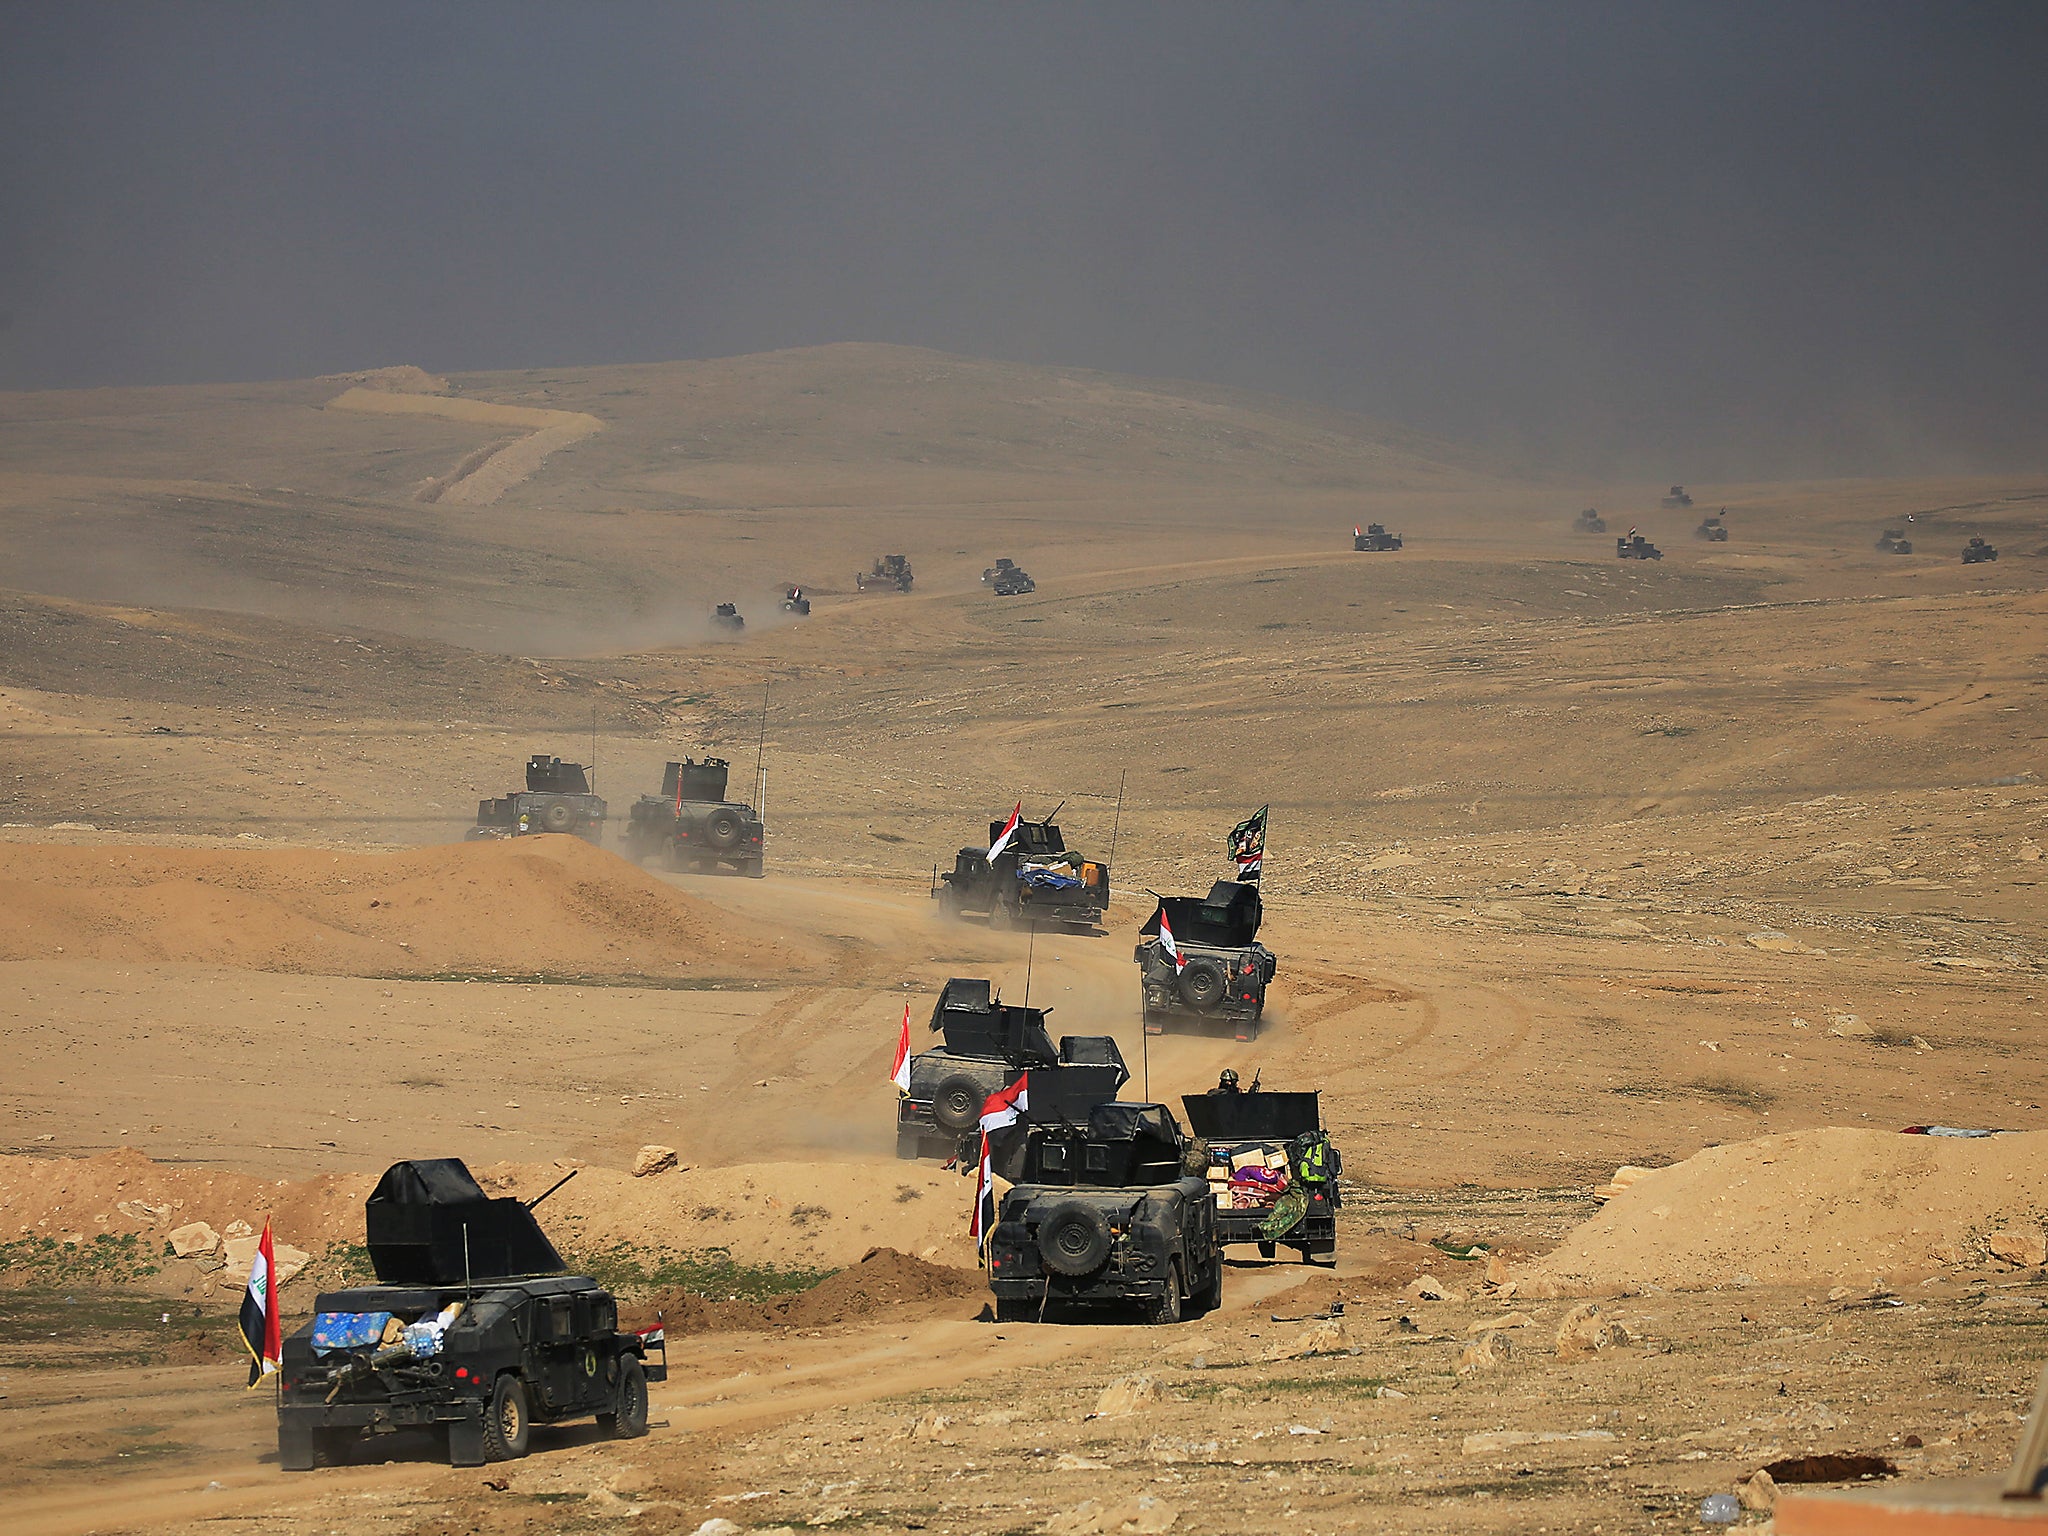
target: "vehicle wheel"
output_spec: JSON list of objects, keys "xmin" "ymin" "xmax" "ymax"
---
[
  {"xmin": 1257, "ymin": 1241, "xmax": 1277, "ymax": 1260},
  {"xmin": 481, "ymin": 1374, "xmax": 532, "ymax": 1461},
  {"xmin": 702, "ymin": 807, "xmax": 744, "ymax": 850},
  {"xmin": 539, "ymin": 800, "xmax": 575, "ymax": 834},
  {"xmin": 598, "ymin": 1355, "xmax": 649, "ymax": 1439},
  {"xmin": 994, "ymin": 1297, "xmax": 1036, "ymax": 1325},
  {"xmin": 895, "ymin": 1126, "xmax": 924, "ymax": 1161},
  {"xmin": 1178, "ymin": 958, "xmax": 1228, "ymax": 1009},
  {"xmin": 931, "ymin": 1075, "xmax": 984, "ymax": 1135},
  {"xmin": 1148, "ymin": 1263, "xmax": 1183, "ymax": 1326},
  {"xmin": 1037, "ymin": 1202, "xmax": 1113, "ymax": 1277},
  {"xmin": 1194, "ymin": 1260, "xmax": 1223, "ymax": 1313}
]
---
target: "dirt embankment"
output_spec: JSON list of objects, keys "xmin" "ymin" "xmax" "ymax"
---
[
  {"xmin": 626, "ymin": 1245, "xmax": 986, "ymax": 1336},
  {"xmin": 1517, "ymin": 1127, "xmax": 2048, "ymax": 1295},
  {"xmin": 0, "ymin": 835, "xmax": 812, "ymax": 979}
]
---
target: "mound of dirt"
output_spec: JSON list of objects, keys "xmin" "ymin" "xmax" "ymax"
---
[
  {"xmin": 1516, "ymin": 1127, "xmax": 2048, "ymax": 1296},
  {"xmin": 626, "ymin": 1247, "xmax": 985, "ymax": 1337},
  {"xmin": 0, "ymin": 835, "xmax": 811, "ymax": 979}
]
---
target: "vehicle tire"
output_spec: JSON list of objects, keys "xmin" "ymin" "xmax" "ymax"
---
[
  {"xmin": 481, "ymin": 1374, "xmax": 532, "ymax": 1462},
  {"xmin": 1148, "ymin": 1262, "xmax": 1183, "ymax": 1326},
  {"xmin": 1257, "ymin": 1241, "xmax": 1277, "ymax": 1260},
  {"xmin": 599, "ymin": 1356, "xmax": 649, "ymax": 1439},
  {"xmin": 539, "ymin": 800, "xmax": 575, "ymax": 834},
  {"xmin": 931, "ymin": 1075, "xmax": 984, "ymax": 1135},
  {"xmin": 702, "ymin": 807, "xmax": 744, "ymax": 851},
  {"xmin": 1037, "ymin": 1202, "xmax": 1113, "ymax": 1277},
  {"xmin": 1178, "ymin": 957, "xmax": 1228, "ymax": 1009},
  {"xmin": 1194, "ymin": 1260, "xmax": 1223, "ymax": 1313}
]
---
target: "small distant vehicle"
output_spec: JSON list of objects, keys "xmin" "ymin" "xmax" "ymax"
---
[
  {"xmin": 1876, "ymin": 529, "xmax": 1914, "ymax": 555},
  {"xmin": 468, "ymin": 756, "xmax": 606, "ymax": 842},
  {"xmin": 621, "ymin": 756, "xmax": 764, "ymax": 877},
  {"xmin": 1135, "ymin": 880, "xmax": 1276, "ymax": 1041},
  {"xmin": 1695, "ymin": 514, "xmax": 1729, "ymax": 542},
  {"xmin": 1573, "ymin": 508, "xmax": 1607, "ymax": 534},
  {"xmin": 992, "ymin": 565, "xmax": 1037, "ymax": 596},
  {"xmin": 1616, "ymin": 531, "xmax": 1663, "ymax": 561},
  {"xmin": 277, "ymin": 1160, "xmax": 660, "ymax": 1469},
  {"xmin": 985, "ymin": 1101, "xmax": 1223, "ymax": 1325},
  {"xmin": 982, "ymin": 558, "xmax": 1019, "ymax": 583},
  {"xmin": 1180, "ymin": 1086, "xmax": 1343, "ymax": 1265},
  {"xmin": 857, "ymin": 555, "xmax": 914, "ymax": 592},
  {"xmin": 780, "ymin": 586, "xmax": 811, "ymax": 616},
  {"xmin": 932, "ymin": 810, "xmax": 1111, "ymax": 932},
  {"xmin": 1353, "ymin": 523, "xmax": 1403, "ymax": 551},
  {"xmin": 1962, "ymin": 537, "xmax": 1999, "ymax": 564},
  {"xmin": 712, "ymin": 603, "xmax": 745, "ymax": 632},
  {"xmin": 1660, "ymin": 485, "xmax": 1694, "ymax": 509},
  {"xmin": 895, "ymin": 978, "xmax": 1128, "ymax": 1160}
]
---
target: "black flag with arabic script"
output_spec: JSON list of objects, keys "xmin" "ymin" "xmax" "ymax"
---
[{"xmin": 1228, "ymin": 806, "xmax": 1268, "ymax": 883}]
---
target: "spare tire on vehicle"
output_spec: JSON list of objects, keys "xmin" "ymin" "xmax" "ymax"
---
[
  {"xmin": 702, "ymin": 807, "xmax": 744, "ymax": 850},
  {"xmin": 1037, "ymin": 1201, "xmax": 1113, "ymax": 1276},
  {"xmin": 931, "ymin": 1074, "xmax": 985, "ymax": 1134},
  {"xmin": 1177, "ymin": 957, "xmax": 1228, "ymax": 1009},
  {"xmin": 539, "ymin": 800, "xmax": 576, "ymax": 834}
]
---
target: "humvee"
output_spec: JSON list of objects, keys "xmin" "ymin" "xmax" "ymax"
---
[
  {"xmin": 933, "ymin": 813, "xmax": 1111, "ymax": 932},
  {"xmin": 621, "ymin": 756, "xmax": 764, "ymax": 877},
  {"xmin": 1353, "ymin": 523, "xmax": 1404, "ymax": 551},
  {"xmin": 1660, "ymin": 485, "xmax": 1694, "ymax": 509},
  {"xmin": 276, "ymin": 1160, "xmax": 661, "ymax": 1470},
  {"xmin": 1617, "ymin": 531, "xmax": 1663, "ymax": 560},
  {"xmin": 857, "ymin": 555, "xmax": 914, "ymax": 592},
  {"xmin": 992, "ymin": 565, "xmax": 1037, "ymax": 595},
  {"xmin": 982, "ymin": 558, "xmax": 1018, "ymax": 583},
  {"xmin": 1180, "ymin": 1088, "xmax": 1343, "ymax": 1265},
  {"xmin": 781, "ymin": 586, "xmax": 812, "ymax": 615},
  {"xmin": 895, "ymin": 978, "xmax": 1128, "ymax": 1159},
  {"xmin": 1573, "ymin": 508, "xmax": 1607, "ymax": 534},
  {"xmin": 1695, "ymin": 514, "xmax": 1729, "ymax": 542},
  {"xmin": 468, "ymin": 756, "xmax": 606, "ymax": 842},
  {"xmin": 986, "ymin": 1101, "xmax": 1223, "ymax": 1324},
  {"xmin": 1963, "ymin": 536, "xmax": 1999, "ymax": 564},
  {"xmin": 1134, "ymin": 881, "xmax": 1276, "ymax": 1041},
  {"xmin": 712, "ymin": 602, "xmax": 745, "ymax": 632},
  {"xmin": 1876, "ymin": 529, "xmax": 1914, "ymax": 554}
]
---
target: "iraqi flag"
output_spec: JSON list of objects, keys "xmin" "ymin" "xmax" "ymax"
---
[
  {"xmin": 1228, "ymin": 805, "xmax": 1268, "ymax": 883},
  {"xmin": 889, "ymin": 1001, "xmax": 912, "ymax": 1093},
  {"xmin": 1354, "ymin": 525, "xmax": 1362, "ymax": 538},
  {"xmin": 239, "ymin": 1219, "xmax": 282, "ymax": 1387},
  {"xmin": 987, "ymin": 802, "xmax": 1023, "ymax": 861},
  {"xmin": 969, "ymin": 1075, "xmax": 1029, "ymax": 1247},
  {"xmin": 1158, "ymin": 909, "xmax": 1188, "ymax": 973}
]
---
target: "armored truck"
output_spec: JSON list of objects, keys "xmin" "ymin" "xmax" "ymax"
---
[
  {"xmin": 468, "ymin": 756, "xmax": 606, "ymax": 842},
  {"xmin": 1963, "ymin": 536, "xmax": 1999, "ymax": 564},
  {"xmin": 622, "ymin": 756, "xmax": 764, "ymax": 877},
  {"xmin": 1135, "ymin": 881, "xmax": 1276, "ymax": 1041},
  {"xmin": 933, "ymin": 814, "xmax": 1111, "ymax": 932},
  {"xmin": 1180, "ymin": 1088, "xmax": 1342, "ymax": 1265},
  {"xmin": 986, "ymin": 1101, "xmax": 1223, "ymax": 1324},
  {"xmin": 1695, "ymin": 514, "xmax": 1729, "ymax": 542},
  {"xmin": 982, "ymin": 557, "xmax": 1019, "ymax": 583},
  {"xmin": 277, "ymin": 1160, "xmax": 660, "ymax": 1470},
  {"xmin": 1353, "ymin": 523, "xmax": 1404, "ymax": 551},
  {"xmin": 992, "ymin": 564, "xmax": 1037, "ymax": 595},
  {"xmin": 712, "ymin": 603, "xmax": 745, "ymax": 632},
  {"xmin": 896, "ymin": 978, "xmax": 1128, "ymax": 1160},
  {"xmin": 1661, "ymin": 485, "xmax": 1694, "ymax": 509},
  {"xmin": 781, "ymin": 586, "xmax": 812, "ymax": 615},
  {"xmin": 857, "ymin": 554, "xmax": 914, "ymax": 592},
  {"xmin": 1617, "ymin": 531, "xmax": 1663, "ymax": 560},
  {"xmin": 1573, "ymin": 508, "xmax": 1607, "ymax": 533},
  {"xmin": 1876, "ymin": 528, "xmax": 1914, "ymax": 554}
]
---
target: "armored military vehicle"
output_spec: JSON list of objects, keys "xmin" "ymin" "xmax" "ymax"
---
[
  {"xmin": 468, "ymin": 756, "xmax": 606, "ymax": 842},
  {"xmin": 896, "ymin": 978, "xmax": 1128, "ymax": 1159},
  {"xmin": 1134, "ymin": 881, "xmax": 1276, "ymax": 1041},
  {"xmin": 986, "ymin": 1101, "xmax": 1223, "ymax": 1324},
  {"xmin": 983, "ymin": 557, "xmax": 1019, "ymax": 583},
  {"xmin": 1695, "ymin": 513, "xmax": 1729, "ymax": 542},
  {"xmin": 856, "ymin": 554, "xmax": 914, "ymax": 592},
  {"xmin": 933, "ymin": 812, "xmax": 1111, "ymax": 932},
  {"xmin": 1660, "ymin": 485, "xmax": 1694, "ymax": 509},
  {"xmin": 1617, "ymin": 531, "xmax": 1663, "ymax": 560},
  {"xmin": 1876, "ymin": 528, "xmax": 1914, "ymax": 554},
  {"xmin": 992, "ymin": 564, "xmax": 1037, "ymax": 595},
  {"xmin": 1573, "ymin": 508, "xmax": 1607, "ymax": 533},
  {"xmin": 277, "ymin": 1160, "xmax": 660, "ymax": 1469},
  {"xmin": 1963, "ymin": 536, "xmax": 1999, "ymax": 564},
  {"xmin": 621, "ymin": 756, "xmax": 764, "ymax": 876},
  {"xmin": 1353, "ymin": 523, "xmax": 1404, "ymax": 551},
  {"xmin": 712, "ymin": 602, "xmax": 745, "ymax": 632},
  {"xmin": 1180, "ymin": 1088, "xmax": 1342, "ymax": 1265},
  {"xmin": 780, "ymin": 586, "xmax": 812, "ymax": 615}
]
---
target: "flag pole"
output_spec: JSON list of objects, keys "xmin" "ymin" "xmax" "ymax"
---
[{"xmin": 1023, "ymin": 920, "xmax": 1036, "ymax": 1007}]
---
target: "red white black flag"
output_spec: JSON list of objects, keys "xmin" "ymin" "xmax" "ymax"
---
[
  {"xmin": 969, "ymin": 1075, "xmax": 1029, "ymax": 1248},
  {"xmin": 240, "ymin": 1219, "xmax": 282, "ymax": 1387},
  {"xmin": 889, "ymin": 1001, "xmax": 912, "ymax": 1093},
  {"xmin": 1158, "ymin": 909, "xmax": 1188, "ymax": 973},
  {"xmin": 987, "ymin": 802, "xmax": 1023, "ymax": 861}
]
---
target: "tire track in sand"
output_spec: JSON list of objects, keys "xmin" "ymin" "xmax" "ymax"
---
[{"xmin": 324, "ymin": 385, "xmax": 603, "ymax": 505}]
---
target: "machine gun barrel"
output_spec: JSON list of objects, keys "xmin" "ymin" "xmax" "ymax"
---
[{"xmin": 525, "ymin": 1170, "xmax": 579, "ymax": 1210}]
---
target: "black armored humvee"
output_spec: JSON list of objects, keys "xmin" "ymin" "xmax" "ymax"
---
[
  {"xmin": 895, "ymin": 978, "xmax": 1128, "ymax": 1160},
  {"xmin": 712, "ymin": 602, "xmax": 745, "ymax": 632},
  {"xmin": 1963, "ymin": 537, "xmax": 1999, "ymax": 564},
  {"xmin": 1617, "ymin": 531, "xmax": 1663, "ymax": 560},
  {"xmin": 982, "ymin": 557, "xmax": 1018, "ymax": 583},
  {"xmin": 992, "ymin": 565, "xmax": 1037, "ymax": 595},
  {"xmin": 1660, "ymin": 485, "xmax": 1694, "ymax": 509},
  {"xmin": 468, "ymin": 756, "xmax": 607, "ymax": 842},
  {"xmin": 1180, "ymin": 1088, "xmax": 1343, "ymax": 1265},
  {"xmin": 1573, "ymin": 508, "xmax": 1607, "ymax": 534},
  {"xmin": 781, "ymin": 586, "xmax": 812, "ymax": 615},
  {"xmin": 857, "ymin": 554, "xmax": 914, "ymax": 592},
  {"xmin": 933, "ymin": 813, "xmax": 1111, "ymax": 932},
  {"xmin": 1876, "ymin": 528, "xmax": 1914, "ymax": 554},
  {"xmin": 1353, "ymin": 523, "xmax": 1404, "ymax": 551},
  {"xmin": 277, "ymin": 1160, "xmax": 661, "ymax": 1470},
  {"xmin": 1135, "ymin": 881, "xmax": 1276, "ymax": 1041},
  {"xmin": 622, "ymin": 756, "xmax": 764, "ymax": 877},
  {"xmin": 1695, "ymin": 513, "xmax": 1729, "ymax": 542},
  {"xmin": 986, "ymin": 1101, "xmax": 1223, "ymax": 1324}
]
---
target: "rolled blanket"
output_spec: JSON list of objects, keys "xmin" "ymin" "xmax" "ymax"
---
[{"xmin": 1259, "ymin": 1184, "xmax": 1309, "ymax": 1241}]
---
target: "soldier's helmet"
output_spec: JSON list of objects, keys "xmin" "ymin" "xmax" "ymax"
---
[{"xmin": 1218, "ymin": 1069, "xmax": 1240, "ymax": 1090}]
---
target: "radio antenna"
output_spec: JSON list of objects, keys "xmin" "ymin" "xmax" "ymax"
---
[{"xmin": 753, "ymin": 679, "xmax": 770, "ymax": 815}]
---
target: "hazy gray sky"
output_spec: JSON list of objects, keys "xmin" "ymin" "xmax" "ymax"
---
[{"xmin": 3, "ymin": 3, "xmax": 2042, "ymax": 475}]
